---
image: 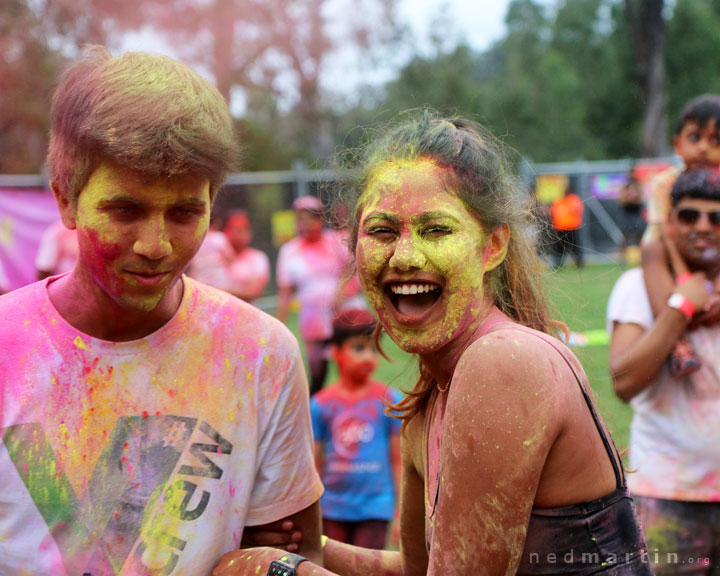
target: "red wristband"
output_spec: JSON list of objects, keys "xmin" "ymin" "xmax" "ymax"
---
[
  {"xmin": 667, "ymin": 293, "xmax": 695, "ymax": 319},
  {"xmin": 676, "ymin": 273, "xmax": 693, "ymax": 285}
]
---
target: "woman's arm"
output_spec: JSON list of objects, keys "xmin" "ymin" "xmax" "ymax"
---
[
  {"xmin": 229, "ymin": 427, "xmax": 427, "ymax": 576},
  {"xmin": 424, "ymin": 335, "xmax": 564, "ymax": 575}
]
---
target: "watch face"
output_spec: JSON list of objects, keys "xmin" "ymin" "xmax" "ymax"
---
[{"xmin": 268, "ymin": 561, "xmax": 295, "ymax": 576}]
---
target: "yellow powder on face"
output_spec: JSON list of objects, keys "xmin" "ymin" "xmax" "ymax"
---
[{"xmin": 356, "ymin": 158, "xmax": 509, "ymax": 355}]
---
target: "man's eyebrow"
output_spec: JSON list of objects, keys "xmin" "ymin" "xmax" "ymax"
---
[
  {"xmin": 96, "ymin": 196, "xmax": 208, "ymax": 208},
  {"xmin": 97, "ymin": 195, "xmax": 143, "ymax": 206},
  {"xmin": 172, "ymin": 199, "xmax": 208, "ymax": 208}
]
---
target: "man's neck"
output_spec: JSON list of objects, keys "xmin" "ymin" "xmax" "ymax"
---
[{"xmin": 46, "ymin": 272, "xmax": 183, "ymax": 342}]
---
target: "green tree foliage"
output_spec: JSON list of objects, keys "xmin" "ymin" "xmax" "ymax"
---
[
  {"xmin": 370, "ymin": 0, "xmax": 720, "ymax": 162},
  {"xmin": 4, "ymin": 0, "xmax": 720, "ymax": 173},
  {"xmin": 666, "ymin": 0, "xmax": 720, "ymax": 123}
]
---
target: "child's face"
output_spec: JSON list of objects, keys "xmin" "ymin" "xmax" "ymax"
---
[
  {"xmin": 673, "ymin": 119, "xmax": 720, "ymax": 169},
  {"xmin": 332, "ymin": 335, "xmax": 379, "ymax": 384}
]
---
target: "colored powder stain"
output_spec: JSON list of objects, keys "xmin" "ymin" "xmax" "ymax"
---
[
  {"xmin": 228, "ymin": 408, "xmax": 235, "ymax": 423},
  {"xmin": 245, "ymin": 370, "xmax": 253, "ymax": 381},
  {"xmin": 23, "ymin": 461, "xmax": 28, "ymax": 476},
  {"xmin": 142, "ymin": 410, "xmax": 149, "ymax": 418},
  {"xmin": 168, "ymin": 388, "xmax": 177, "ymax": 397},
  {"xmin": 233, "ymin": 530, "xmax": 238, "ymax": 546},
  {"xmin": 73, "ymin": 335, "xmax": 89, "ymax": 350},
  {"xmin": 225, "ymin": 358, "xmax": 232, "ymax": 371},
  {"xmin": 260, "ymin": 337, "xmax": 267, "ymax": 346},
  {"xmin": 263, "ymin": 354, "xmax": 269, "ymax": 366},
  {"xmin": 255, "ymin": 565, "xmax": 262, "ymax": 575},
  {"xmin": 523, "ymin": 439, "xmax": 533, "ymax": 447},
  {"xmin": 24, "ymin": 320, "xmax": 29, "ymax": 326},
  {"xmin": 229, "ymin": 480, "xmax": 236, "ymax": 497}
]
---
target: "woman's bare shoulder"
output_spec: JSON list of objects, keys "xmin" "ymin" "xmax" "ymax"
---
[
  {"xmin": 461, "ymin": 326, "xmax": 574, "ymax": 380},
  {"xmin": 449, "ymin": 326, "xmax": 577, "ymax": 428}
]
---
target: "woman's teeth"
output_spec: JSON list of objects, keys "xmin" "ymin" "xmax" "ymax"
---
[{"xmin": 390, "ymin": 284, "xmax": 438, "ymax": 295}]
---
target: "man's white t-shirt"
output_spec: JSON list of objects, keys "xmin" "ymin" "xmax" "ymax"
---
[
  {"xmin": 0, "ymin": 276, "xmax": 323, "ymax": 575},
  {"xmin": 607, "ymin": 268, "xmax": 720, "ymax": 501}
]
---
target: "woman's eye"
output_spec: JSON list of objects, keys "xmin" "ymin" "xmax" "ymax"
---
[
  {"xmin": 422, "ymin": 226, "xmax": 451, "ymax": 237},
  {"xmin": 366, "ymin": 227, "xmax": 396, "ymax": 237}
]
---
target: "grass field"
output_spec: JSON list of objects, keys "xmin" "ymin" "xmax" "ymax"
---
[{"xmin": 291, "ymin": 262, "xmax": 634, "ymax": 449}]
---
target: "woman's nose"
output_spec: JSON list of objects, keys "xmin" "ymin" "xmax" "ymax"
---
[{"xmin": 388, "ymin": 234, "xmax": 427, "ymax": 270}]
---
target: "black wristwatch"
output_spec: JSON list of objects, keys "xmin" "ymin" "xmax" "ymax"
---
[{"xmin": 266, "ymin": 553, "xmax": 308, "ymax": 576}]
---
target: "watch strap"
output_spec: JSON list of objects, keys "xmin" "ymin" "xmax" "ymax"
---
[{"xmin": 267, "ymin": 553, "xmax": 308, "ymax": 576}]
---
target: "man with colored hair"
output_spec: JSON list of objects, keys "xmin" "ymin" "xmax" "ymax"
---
[{"xmin": 0, "ymin": 46, "xmax": 322, "ymax": 575}]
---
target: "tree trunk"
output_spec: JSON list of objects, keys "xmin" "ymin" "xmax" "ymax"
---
[{"xmin": 626, "ymin": 0, "xmax": 668, "ymax": 157}]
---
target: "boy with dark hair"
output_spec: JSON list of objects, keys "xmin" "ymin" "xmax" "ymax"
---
[
  {"xmin": 0, "ymin": 46, "xmax": 322, "ymax": 575},
  {"xmin": 310, "ymin": 309, "xmax": 402, "ymax": 550},
  {"xmin": 642, "ymin": 94, "xmax": 720, "ymax": 376}
]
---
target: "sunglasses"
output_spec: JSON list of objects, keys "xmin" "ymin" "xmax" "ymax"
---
[{"xmin": 676, "ymin": 208, "xmax": 720, "ymax": 227}]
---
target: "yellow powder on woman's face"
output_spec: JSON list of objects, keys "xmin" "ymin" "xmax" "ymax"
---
[{"xmin": 356, "ymin": 158, "xmax": 507, "ymax": 355}]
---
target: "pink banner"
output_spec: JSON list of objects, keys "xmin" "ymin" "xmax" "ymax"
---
[{"xmin": 0, "ymin": 188, "xmax": 62, "ymax": 291}]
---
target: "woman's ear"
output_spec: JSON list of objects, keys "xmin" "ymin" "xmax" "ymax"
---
[
  {"xmin": 484, "ymin": 224, "xmax": 510, "ymax": 272},
  {"xmin": 50, "ymin": 180, "xmax": 78, "ymax": 230}
]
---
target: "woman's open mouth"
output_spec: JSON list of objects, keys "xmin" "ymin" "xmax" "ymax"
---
[{"xmin": 387, "ymin": 282, "xmax": 442, "ymax": 317}]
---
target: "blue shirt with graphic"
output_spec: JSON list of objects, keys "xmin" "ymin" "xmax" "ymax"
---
[{"xmin": 310, "ymin": 382, "xmax": 403, "ymax": 521}]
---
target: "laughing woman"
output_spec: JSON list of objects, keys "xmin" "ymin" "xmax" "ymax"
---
[{"xmin": 215, "ymin": 113, "xmax": 651, "ymax": 575}]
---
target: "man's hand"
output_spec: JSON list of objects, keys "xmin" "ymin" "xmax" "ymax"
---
[{"xmin": 241, "ymin": 519, "xmax": 303, "ymax": 552}]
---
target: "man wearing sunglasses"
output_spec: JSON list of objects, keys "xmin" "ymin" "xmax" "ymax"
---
[{"xmin": 607, "ymin": 167, "xmax": 720, "ymax": 574}]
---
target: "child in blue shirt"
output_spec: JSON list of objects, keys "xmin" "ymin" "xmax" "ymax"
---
[{"xmin": 310, "ymin": 308, "xmax": 402, "ymax": 550}]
